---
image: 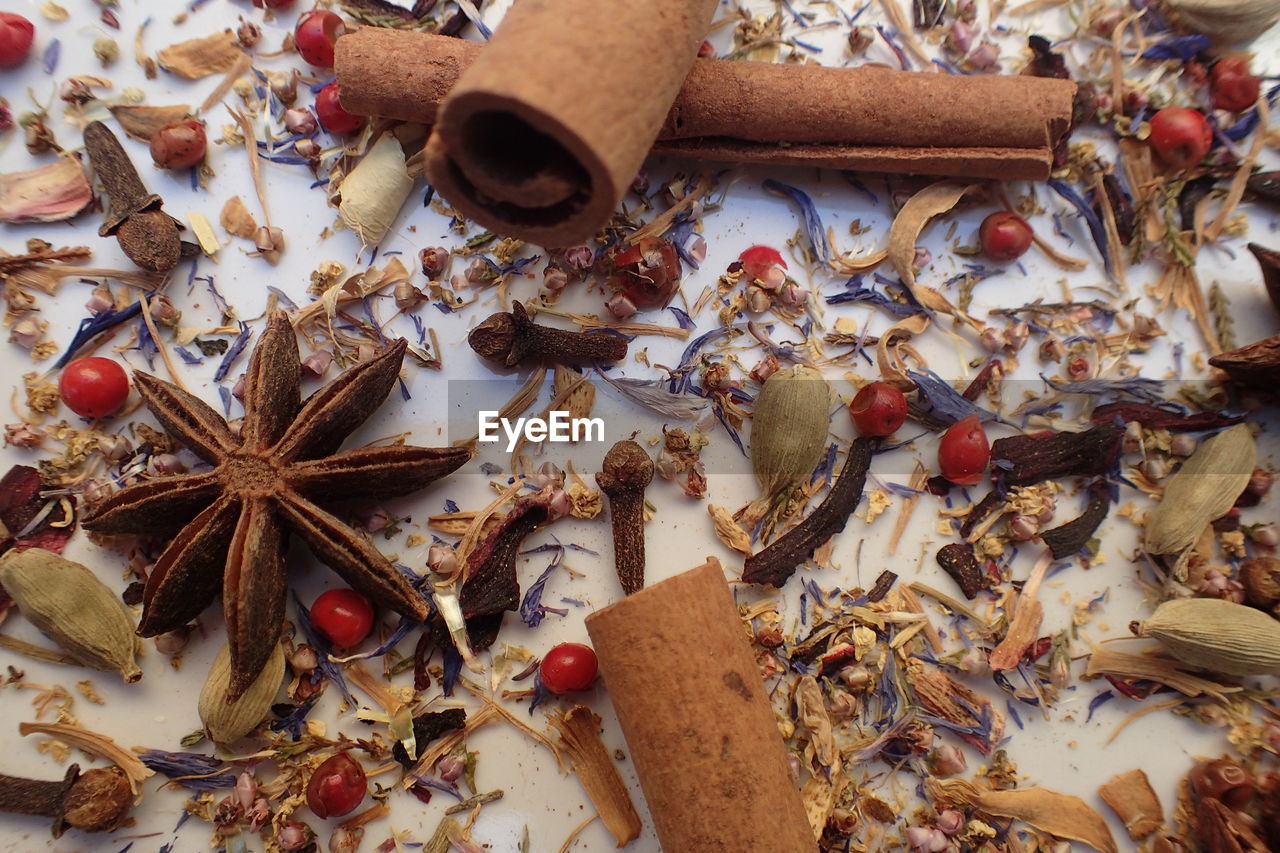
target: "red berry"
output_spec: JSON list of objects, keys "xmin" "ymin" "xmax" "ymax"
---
[
  {"xmin": 295, "ymin": 9, "xmax": 345, "ymax": 68},
  {"xmin": 310, "ymin": 588, "xmax": 374, "ymax": 649},
  {"xmin": 738, "ymin": 244, "xmax": 787, "ymax": 281},
  {"xmin": 1210, "ymin": 57, "xmax": 1260, "ymax": 112},
  {"xmin": 611, "ymin": 238, "xmax": 681, "ymax": 310},
  {"xmin": 315, "ymin": 83, "xmax": 364, "ymax": 134},
  {"xmin": 59, "ymin": 358, "xmax": 129, "ymax": 419},
  {"xmin": 1148, "ymin": 106, "xmax": 1212, "ymax": 170},
  {"xmin": 150, "ymin": 120, "xmax": 207, "ymax": 170},
  {"xmin": 978, "ymin": 212, "xmax": 1033, "ymax": 261},
  {"xmin": 849, "ymin": 382, "xmax": 908, "ymax": 437},
  {"xmin": 0, "ymin": 13, "xmax": 35, "ymax": 69},
  {"xmin": 540, "ymin": 642, "xmax": 598, "ymax": 695},
  {"xmin": 306, "ymin": 752, "xmax": 366, "ymax": 819},
  {"xmin": 938, "ymin": 415, "xmax": 990, "ymax": 486}
]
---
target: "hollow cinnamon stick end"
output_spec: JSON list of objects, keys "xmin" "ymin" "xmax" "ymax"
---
[
  {"xmin": 585, "ymin": 558, "xmax": 816, "ymax": 852},
  {"xmin": 424, "ymin": 127, "xmax": 612, "ymax": 248}
]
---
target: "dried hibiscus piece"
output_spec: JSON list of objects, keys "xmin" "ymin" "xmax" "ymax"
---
[
  {"xmin": 451, "ymin": 489, "xmax": 557, "ymax": 649},
  {"xmin": 990, "ymin": 423, "xmax": 1123, "ymax": 488},
  {"xmin": 0, "ymin": 465, "xmax": 74, "ymax": 556},
  {"xmin": 1040, "ymin": 480, "xmax": 1110, "ymax": 559},
  {"xmin": 935, "ymin": 543, "xmax": 986, "ymax": 599},
  {"xmin": 1090, "ymin": 401, "xmax": 1245, "ymax": 432},
  {"xmin": 390, "ymin": 708, "xmax": 467, "ymax": 768},
  {"xmin": 742, "ymin": 439, "xmax": 871, "ymax": 588}
]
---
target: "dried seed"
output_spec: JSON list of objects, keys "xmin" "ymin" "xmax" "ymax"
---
[
  {"xmin": 199, "ymin": 642, "xmax": 285, "ymax": 743},
  {"xmin": 1131, "ymin": 597, "xmax": 1280, "ymax": 676},
  {"xmin": 749, "ymin": 365, "xmax": 830, "ymax": 532},
  {"xmin": 1142, "ymin": 424, "xmax": 1255, "ymax": 572},
  {"xmin": 0, "ymin": 549, "xmax": 142, "ymax": 683}
]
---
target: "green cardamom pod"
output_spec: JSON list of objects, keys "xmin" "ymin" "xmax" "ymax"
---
[
  {"xmin": 1141, "ymin": 423, "xmax": 1255, "ymax": 575},
  {"xmin": 199, "ymin": 642, "xmax": 285, "ymax": 744},
  {"xmin": 1131, "ymin": 597, "xmax": 1280, "ymax": 676},
  {"xmin": 0, "ymin": 549, "xmax": 142, "ymax": 683},
  {"xmin": 750, "ymin": 365, "xmax": 830, "ymax": 530}
]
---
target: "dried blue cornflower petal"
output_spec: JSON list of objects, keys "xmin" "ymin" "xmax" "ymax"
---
[{"xmin": 762, "ymin": 179, "xmax": 830, "ymax": 263}]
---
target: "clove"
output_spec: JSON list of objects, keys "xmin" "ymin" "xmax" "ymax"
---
[
  {"xmin": 468, "ymin": 302, "xmax": 628, "ymax": 367},
  {"xmin": 742, "ymin": 439, "xmax": 871, "ymax": 588},
  {"xmin": 0, "ymin": 763, "xmax": 132, "ymax": 837},
  {"xmin": 595, "ymin": 440, "xmax": 654, "ymax": 595},
  {"xmin": 83, "ymin": 121, "xmax": 190, "ymax": 272}
]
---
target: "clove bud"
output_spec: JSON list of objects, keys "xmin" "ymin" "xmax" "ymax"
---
[{"xmin": 0, "ymin": 764, "xmax": 132, "ymax": 837}]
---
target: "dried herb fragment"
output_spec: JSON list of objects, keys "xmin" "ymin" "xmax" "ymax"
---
[
  {"xmin": 935, "ymin": 543, "xmax": 986, "ymax": 599},
  {"xmin": 958, "ymin": 489, "xmax": 1003, "ymax": 539},
  {"xmin": 391, "ymin": 709, "xmax": 467, "ymax": 768},
  {"xmin": 742, "ymin": 439, "xmax": 871, "ymax": 588},
  {"xmin": 908, "ymin": 663, "xmax": 1003, "ymax": 754},
  {"xmin": 990, "ymin": 424, "xmax": 1123, "ymax": 488},
  {"xmin": 1090, "ymin": 402, "xmax": 1245, "ymax": 432},
  {"xmin": 867, "ymin": 569, "xmax": 897, "ymax": 602},
  {"xmin": 549, "ymin": 706, "xmax": 642, "ymax": 846},
  {"xmin": 1040, "ymin": 480, "xmax": 1109, "ymax": 559},
  {"xmin": 928, "ymin": 778, "xmax": 1118, "ymax": 853},
  {"xmin": 83, "ymin": 312, "xmax": 470, "ymax": 698},
  {"xmin": 0, "ymin": 465, "xmax": 73, "ymax": 555},
  {"xmin": 1099, "ymin": 769, "xmax": 1163, "ymax": 840},
  {"xmin": 468, "ymin": 302, "xmax": 627, "ymax": 367},
  {"xmin": 82, "ymin": 121, "xmax": 185, "ymax": 272},
  {"xmin": 452, "ymin": 490, "xmax": 554, "ymax": 649}
]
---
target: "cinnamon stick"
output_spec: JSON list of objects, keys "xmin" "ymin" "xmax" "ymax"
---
[
  {"xmin": 584, "ymin": 558, "xmax": 815, "ymax": 852},
  {"xmin": 392, "ymin": 0, "xmax": 717, "ymax": 247},
  {"xmin": 336, "ymin": 29, "xmax": 1077, "ymax": 194}
]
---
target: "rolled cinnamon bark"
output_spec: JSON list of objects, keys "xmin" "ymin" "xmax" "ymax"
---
[
  {"xmin": 409, "ymin": 0, "xmax": 717, "ymax": 247},
  {"xmin": 336, "ymin": 29, "xmax": 1076, "ymax": 189},
  {"xmin": 584, "ymin": 558, "xmax": 815, "ymax": 852}
]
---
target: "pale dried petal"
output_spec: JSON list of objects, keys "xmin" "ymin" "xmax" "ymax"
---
[
  {"xmin": 888, "ymin": 181, "xmax": 978, "ymax": 324},
  {"xmin": 220, "ymin": 195, "xmax": 258, "ymax": 239},
  {"xmin": 0, "ymin": 156, "xmax": 93, "ymax": 223},
  {"xmin": 157, "ymin": 31, "xmax": 244, "ymax": 79},
  {"xmin": 928, "ymin": 778, "xmax": 1118, "ymax": 853},
  {"xmin": 548, "ymin": 706, "xmax": 641, "ymax": 846},
  {"xmin": 108, "ymin": 104, "xmax": 193, "ymax": 141}
]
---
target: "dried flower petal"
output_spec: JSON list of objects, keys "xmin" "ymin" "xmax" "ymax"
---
[{"xmin": 0, "ymin": 156, "xmax": 93, "ymax": 223}]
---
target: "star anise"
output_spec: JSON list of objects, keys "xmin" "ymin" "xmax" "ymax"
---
[{"xmin": 83, "ymin": 312, "xmax": 470, "ymax": 698}]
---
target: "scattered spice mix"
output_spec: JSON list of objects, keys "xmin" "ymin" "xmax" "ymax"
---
[{"xmin": 0, "ymin": 1, "xmax": 1278, "ymax": 851}]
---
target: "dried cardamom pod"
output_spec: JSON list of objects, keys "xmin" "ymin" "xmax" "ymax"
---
[
  {"xmin": 1165, "ymin": 0, "xmax": 1280, "ymax": 43},
  {"xmin": 0, "ymin": 549, "xmax": 142, "ymax": 683},
  {"xmin": 198, "ymin": 642, "xmax": 285, "ymax": 744},
  {"xmin": 1131, "ymin": 597, "xmax": 1280, "ymax": 677},
  {"xmin": 1142, "ymin": 424, "xmax": 1255, "ymax": 577},
  {"xmin": 749, "ymin": 365, "xmax": 830, "ymax": 532}
]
